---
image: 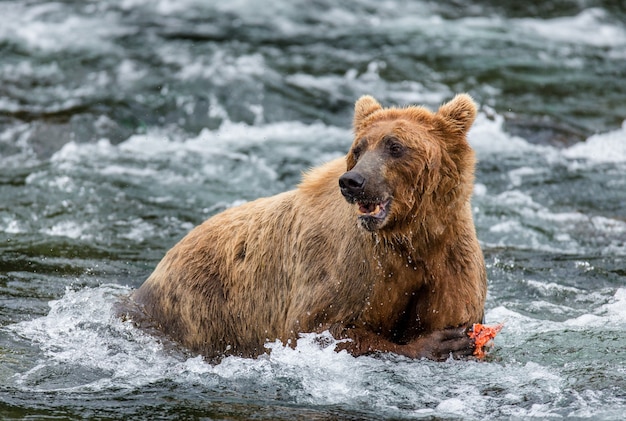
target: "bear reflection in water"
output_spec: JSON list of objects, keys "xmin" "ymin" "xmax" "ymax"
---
[{"xmin": 120, "ymin": 94, "xmax": 487, "ymax": 362}]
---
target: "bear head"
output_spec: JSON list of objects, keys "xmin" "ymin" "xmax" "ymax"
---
[{"xmin": 339, "ymin": 94, "xmax": 477, "ymax": 232}]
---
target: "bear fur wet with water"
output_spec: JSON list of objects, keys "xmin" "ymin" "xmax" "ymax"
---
[{"xmin": 127, "ymin": 94, "xmax": 487, "ymax": 361}]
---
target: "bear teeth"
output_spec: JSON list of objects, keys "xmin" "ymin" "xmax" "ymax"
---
[{"xmin": 358, "ymin": 202, "xmax": 383, "ymax": 216}]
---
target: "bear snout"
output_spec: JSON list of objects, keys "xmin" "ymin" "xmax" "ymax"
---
[{"xmin": 339, "ymin": 170, "xmax": 366, "ymax": 202}]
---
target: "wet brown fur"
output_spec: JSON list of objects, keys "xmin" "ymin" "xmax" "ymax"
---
[{"xmin": 126, "ymin": 94, "xmax": 487, "ymax": 361}]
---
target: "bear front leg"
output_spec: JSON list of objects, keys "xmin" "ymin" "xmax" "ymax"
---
[{"xmin": 330, "ymin": 324, "xmax": 474, "ymax": 361}]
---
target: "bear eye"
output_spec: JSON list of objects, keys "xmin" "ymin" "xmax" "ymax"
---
[
  {"xmin": 387, "ymin": 140, "xmax": 405, "ymax": 158},
  {"xmin": 352, "ymin": 145, "xmax": 363, "ymax": 160}
]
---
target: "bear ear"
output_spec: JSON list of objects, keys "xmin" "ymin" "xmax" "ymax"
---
[
  {"xmin": 353, "ymin": 95, "xmax": 382, "ymax": 130},
  {"xmin": 437, "ymin": 93, "xmax": 477, "ymax": 134}
]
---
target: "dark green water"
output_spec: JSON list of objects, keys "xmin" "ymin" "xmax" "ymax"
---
[{"xmin": 1, "ymin": 1, "xmax": 625, "ymax": 419}]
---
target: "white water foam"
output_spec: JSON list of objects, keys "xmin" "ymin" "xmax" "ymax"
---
[
  {"xmin": 468, "ymin": 112, "xmax": 552, "ymax": 157},
  {"xmin": 0, "ymin": 2, "xmax": 131, "ymax": 52},
  {"xmin": 7, "ymin": 285, "xmax": 185, "ymax": 392},
  {"xmin": 487, "ymin": 287, "xmax": 626, "ymax": 339},
  {"xmin": 286, "ymin": 61, "xmax": 450, "ymax": 108},
  {"xmin": 6, "ymin": 285, "xmax": 624, "ymax": 417},
  {"xmin": 0, "ymin": 217, "xmax": 24, "ymax": 234},
  {"xmin": 564, "ymin": 287, "xmax": 626, "ymax": 329},
  {"xmin": 563, "ymin": 121, "xmax": 626, "ymax": 164},
  {"xmin": 41, "ymin": 221, "xmax": 94, "ymax": 241},
  {"xmin": 31, "ymin": 109, "xmax": 626, "ymax": 256},
  {"xmin": 121, "ymin": 120, "xmax": 349, "ymax": 161},
  {"xmin": 479, "ymin": 190, "xmax": 579, "ymax": 254},
  {"xmin": 515, "ymin": 8, "xmax": 626, "ymax": 48},
  {"xmin": 49, "ymin": 121, "xmax": 349, "ymax": 165},
  {"xmin": 40, "ymin": 101, "xmax": 624, "ymax": 179},
  {"xmin": 470, "ymin": 111, "xmax": 626, "ymax": 168},
  {"xmin": 480, "ymin": 190, "xmax": 626, "ymax": 256},
  {"xmin": 468, "ymin": 113, "xmax": 626, "ymax": 255}
]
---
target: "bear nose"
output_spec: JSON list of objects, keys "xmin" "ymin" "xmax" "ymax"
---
[{"xmin": 339, "ymin": 171, "xmax": 366, "ymax": 198}]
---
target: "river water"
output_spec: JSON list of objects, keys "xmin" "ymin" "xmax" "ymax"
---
[{"xmin": 1, "ymin": 0, "xmax": 625, "ymax": 419}]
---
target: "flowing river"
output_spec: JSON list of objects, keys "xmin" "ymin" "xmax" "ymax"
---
[{"xmin": 1, "ymin": 0, "xmax": 625, "ymax": 419}]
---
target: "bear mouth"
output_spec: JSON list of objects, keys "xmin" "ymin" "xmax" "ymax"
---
[{"xmin": 356, "ymin": 199, "xmax": 390, "ymax": 221}]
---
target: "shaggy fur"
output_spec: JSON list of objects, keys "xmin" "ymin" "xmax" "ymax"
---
[{"xmin": 126, "ymin": 94, "xmax": 487, "ymax": 361}]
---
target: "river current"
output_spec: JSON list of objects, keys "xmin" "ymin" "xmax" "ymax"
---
[{"xmin": 1, "ymin": 1, "xmax": 625, "ymax": 420}]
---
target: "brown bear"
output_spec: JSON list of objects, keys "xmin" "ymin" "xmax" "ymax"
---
[{"xmin": 124, "ymin": 94, "xmax": 487, "ymax": 362}]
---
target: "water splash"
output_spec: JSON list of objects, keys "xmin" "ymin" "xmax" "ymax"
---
[{"xmin": 5, "ymin": 285, "xmax": 625, "ymax": 418}]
